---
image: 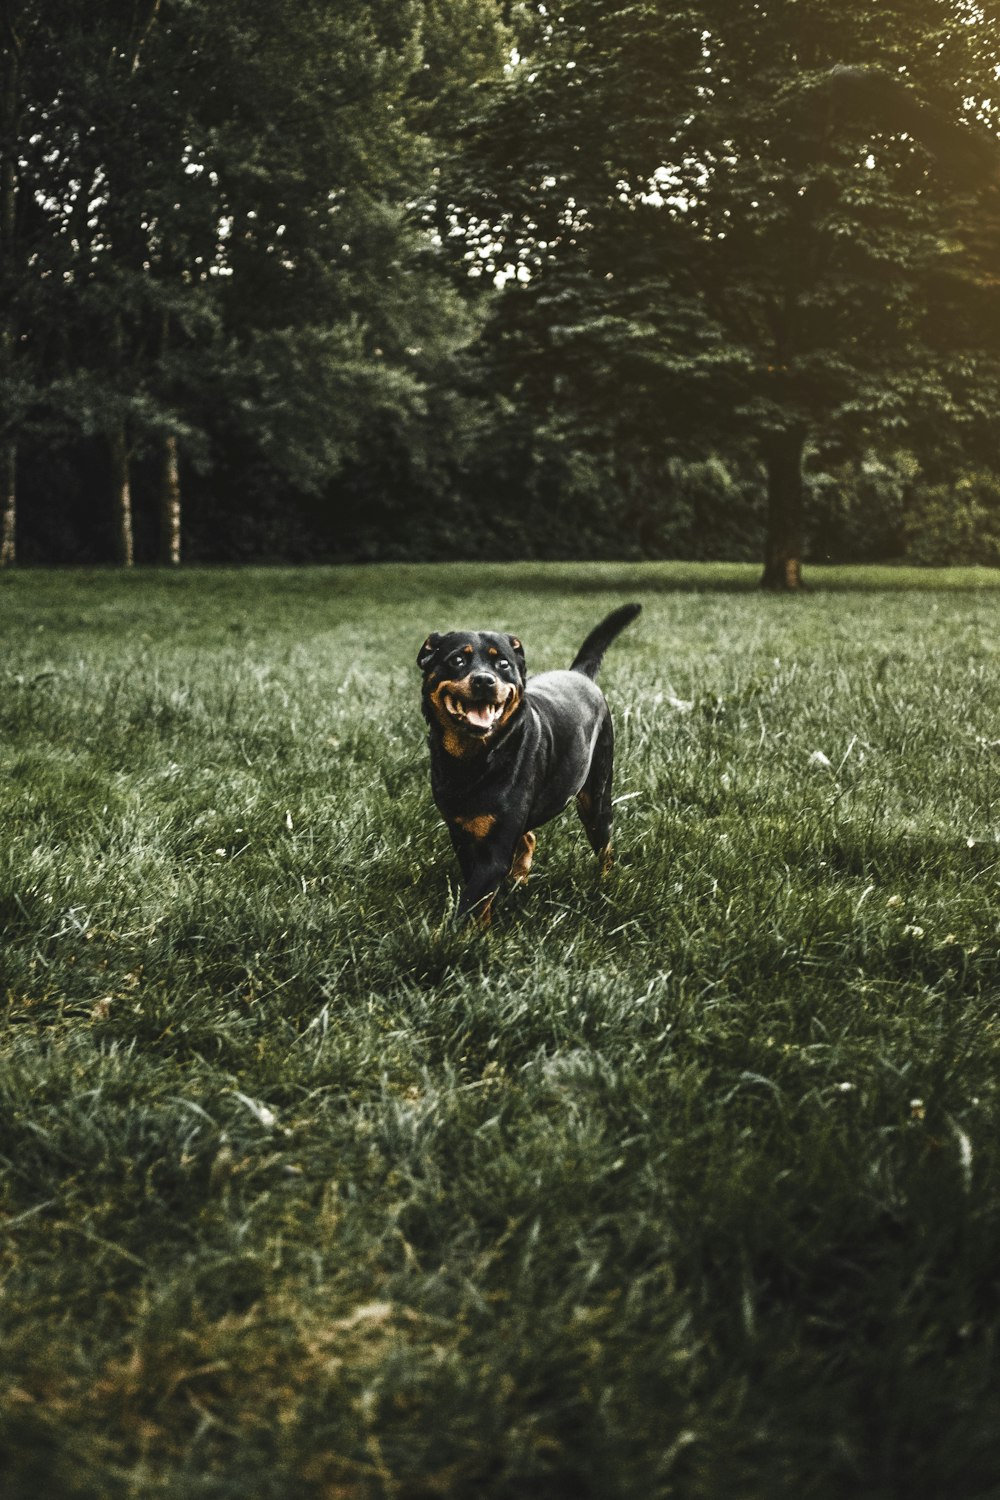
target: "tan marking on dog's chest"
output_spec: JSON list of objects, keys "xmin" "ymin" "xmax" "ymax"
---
[
  {"xmin": 453, "ymin": 812, "xmax": 497, "ymax": 840},
  {"xmin": 440, "ymin": 726, "xmax": 486, "ymax": 760}
]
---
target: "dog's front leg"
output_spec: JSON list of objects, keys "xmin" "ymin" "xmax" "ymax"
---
[{"xmin": 451, "ymin": 826, "xmax": 521, "ymax": 927}]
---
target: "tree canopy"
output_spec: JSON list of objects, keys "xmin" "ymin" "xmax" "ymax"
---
[
  {"xmin": 0, "ymin": 0, "xmax": 507, "ymax": 562},
  {"xmin": 451, "ymin": 0, "xmax": 1000, "ymax": 584},
  {"xmin": 2, "ymin": 0, "xmax": 999, "ymax": 578}
]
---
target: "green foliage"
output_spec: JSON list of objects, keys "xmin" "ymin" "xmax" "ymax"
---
[
  {"xmin": 807, "ymin": 453, "xmax": 1000, "ymax": 566},
  {"xmin": 6, "ymin": 0, "xmax": 1000, "ymax": 566},
  {"xmin": 2, "ymin": 0, "xmax": 508, "ymax": 540},
  {"xmin": 2, "ymin": 566, "xmax": 1000, "ymax": 1494},
  {"xmin": 807, "ymin": 448, "xmax": 918, "ymax": 562},
  {"xmin": 451, "ymin": 0, "xmax": 1000, "ymax": 571},
  {"xmin": 906, "ymin": 468, "xmax": 1000, "ymax": 565}
]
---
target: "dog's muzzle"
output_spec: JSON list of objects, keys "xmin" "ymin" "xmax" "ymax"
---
[{"xmin": 441, "ymin": 689, "xmax": 508, "ymax": 733}]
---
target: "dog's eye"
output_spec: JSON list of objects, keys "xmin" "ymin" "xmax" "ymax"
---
[
  {"xmin": 449, "ymin": 654, "xmax": 467, "ymax": 671},
  {"xmin": 496, "ymin": 659, "xmax": 510, "ymax": 672}
]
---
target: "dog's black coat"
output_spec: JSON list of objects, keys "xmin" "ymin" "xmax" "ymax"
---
[{"xmin": 418, "ymin": 604, "xmax": 641, "ymax": 922}]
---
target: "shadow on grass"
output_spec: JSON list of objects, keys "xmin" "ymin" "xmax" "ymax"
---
[
  {"xmin": 4, "ymin": 562, "xmax": 1000, "ymax": 606},
  {"xmin": 330, "ymin": 560, "xmax": 1000, "ymax": 598}
]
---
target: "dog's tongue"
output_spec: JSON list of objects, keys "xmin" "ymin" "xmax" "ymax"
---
[{"xmin": 465, "ymin": 704, "xmax": 494, "ymax": 729}]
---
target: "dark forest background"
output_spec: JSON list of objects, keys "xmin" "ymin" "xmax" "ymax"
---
[{"xmin": 3, "ymin": 0, "xmax": 1000, "ymax": 584}]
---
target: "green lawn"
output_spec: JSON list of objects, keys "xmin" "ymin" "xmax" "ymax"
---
[{"xmin": 2, "ymin": 563, "xmax": 999, "ymax": 1498}]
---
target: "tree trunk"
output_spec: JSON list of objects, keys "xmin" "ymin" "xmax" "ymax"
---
[
  {"xmin": 158, "ymin": 433, "xmax": 182, "ymax": 565},
  {"xmin": 109, "ymin": 425, "xmax": 135, "ymax": 567},
  {"xmin": 0, "ymin": 440, "xmax": 15, "ymax": 566},
  {"xmin": 2, "ymin": 36, "xmax": 21, "ymax": 568},
  {"xmin": 760, "ymin": 428, "xmax": 807, "ymax": 591},
  {"xmin": 1, "ymin": 30, "xmax": 18, "ymax": 254}
]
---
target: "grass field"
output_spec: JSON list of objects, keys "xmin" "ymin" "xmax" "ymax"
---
[{"xmin": 2, "ymin": 562, "xmax": 1000, "ymax": 1499}]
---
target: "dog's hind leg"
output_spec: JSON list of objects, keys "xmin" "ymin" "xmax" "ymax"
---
[
  {"xmin": 509, "ymin": 830, "xmax": 537, "ymax": 884},
  {"xmin": 575, "ymin": 716, "xmax": 615, "ymax": 874}
]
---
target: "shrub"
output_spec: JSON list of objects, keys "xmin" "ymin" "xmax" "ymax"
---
[{"xmin": 904, "ymin": 468, "xmax": 1000, "ymax": 566}]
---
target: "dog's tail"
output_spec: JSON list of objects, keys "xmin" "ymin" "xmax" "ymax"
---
[{"xmin": 570, "ymin": 603, "xmax": 642, "ymax": 680}]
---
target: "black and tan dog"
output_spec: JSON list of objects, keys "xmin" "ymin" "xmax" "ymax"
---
[{"xmin": 418, "ymin": 603, "xmax": 641, "ymax": 923}]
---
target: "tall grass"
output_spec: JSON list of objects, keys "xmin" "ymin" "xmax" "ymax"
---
[{"xmin": 1, "ymin": 564, "xmax": 999, "ymax": 1498}]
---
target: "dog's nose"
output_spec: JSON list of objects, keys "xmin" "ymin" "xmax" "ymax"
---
[{"xmin": 470, "ymin": 672, "xmax": 496, "ymax": 693}]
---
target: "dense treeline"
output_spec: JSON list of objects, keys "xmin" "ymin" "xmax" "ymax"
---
[{"xmin": 2, "ymin": 0, "xmax": 1000, "ymax": 582}]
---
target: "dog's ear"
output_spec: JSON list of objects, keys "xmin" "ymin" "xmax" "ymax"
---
[
  {"xmin": 417, "ymin": 633, "xmax": 442, "ymax": 671},
  {"xmin": 507, "ymin": 635, "xmax": 526, "ymax": 677}
]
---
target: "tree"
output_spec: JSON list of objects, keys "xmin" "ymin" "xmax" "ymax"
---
[
  {"xmin": 451, "ymin": 0, "xmax": 1000, "ymax": 586},
  {"xmin": 1, "ymin": 0, "xmax": 509, "ymax": 563},
  {"xmin": 0, "ymin": 0, "xmax": 50, "ymax": 567}
]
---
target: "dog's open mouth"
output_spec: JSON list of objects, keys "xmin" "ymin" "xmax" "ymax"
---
[{"xmin": 442, "ymin": 691, "xmax": 506, "ymax": 733}]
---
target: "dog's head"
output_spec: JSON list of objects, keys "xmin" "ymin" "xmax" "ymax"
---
[{"xmin": 417, "ymin": 630, "xmax": 526, "ymax": 755}]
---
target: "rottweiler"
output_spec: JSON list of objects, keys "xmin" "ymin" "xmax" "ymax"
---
[{"xmin": 417, "ymin": 603, "xmax": 642, "ymax": 923}]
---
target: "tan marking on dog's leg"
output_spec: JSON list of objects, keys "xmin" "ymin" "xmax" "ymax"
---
[
  {"xmin": 510, "ymin": 830, "xmax": 536, "ymax": 884},
  {"xmin": 598, "ymin": 843, "xmax": 614, "ymax": 877},
  {"xmin": 576, "ymin": 789, "xmax": 593, "ymax": 817}
]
